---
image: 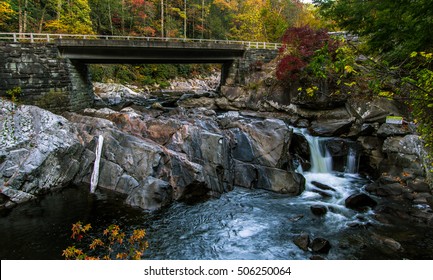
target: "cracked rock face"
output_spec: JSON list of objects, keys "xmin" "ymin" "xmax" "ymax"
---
[
  {"xmin": 65, "ymin": 107, "xmax": 306, "ymax": 211},
  {"xmin": 0, "ymin": 99, "xmax": 84, "ymax": 208}
]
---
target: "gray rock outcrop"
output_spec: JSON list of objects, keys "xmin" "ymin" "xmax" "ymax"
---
[{"xmin": 0, "ymin": 99, "xmax": 83, "ymax": 208}]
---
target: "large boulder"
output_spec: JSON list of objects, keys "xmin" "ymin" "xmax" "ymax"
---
[
  {"xmin": 227, "ymin": 118, "xmax": 293, "ymax": 168},
  {"xmin": 66, "ymin": 108, "xmax": 235, "ymax": 209},
  {"xmin": 126, "ymin": 176, "xmax": 172, "ymax": 211},
  {"xmin": 0, "ymin": 100, "xmax": 83, "ymax": 207},
  {"xmin": 309, "ymin": 118, "xmax": 355, "ymax": 137},
  {"xmin": 93, "ymin": 82, "xmax": 148, "ymax": 107},
  {"xmin": 234, "ymin": 160, "xmax": 305, "ymax": 195},
  {"xmin": 347, "ymin": 97, "xmax": 404, "ymax": 123},
  {"xmin": 380, "ymin": 135, "xmax": 426, "ymax": 178}
]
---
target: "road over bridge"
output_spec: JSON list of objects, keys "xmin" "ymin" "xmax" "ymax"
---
[{"xmin": 0, "ymin": 33, "xmax": 281, "ymax": 111}]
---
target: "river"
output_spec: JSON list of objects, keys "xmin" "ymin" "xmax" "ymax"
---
[{"xmin": 1, "ymin": 129, "xmax": 432, "ymax": 260}]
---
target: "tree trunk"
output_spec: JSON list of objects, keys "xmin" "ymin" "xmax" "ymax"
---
[
  {"xmin": 184, "ymin": 0, "xmax": 187, "ymax": 38},
  {"xmin": 161, "ymin": 0, "xmax": 164, "ymax": 37}
]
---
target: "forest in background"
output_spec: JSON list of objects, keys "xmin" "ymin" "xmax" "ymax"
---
[
  {"xmin": 0, "ymin": 0, "xmax": 324, "ymax": 42},
  {"xmin": 0, "ymin": 1, "xmax": 324, "ymax": 86}
]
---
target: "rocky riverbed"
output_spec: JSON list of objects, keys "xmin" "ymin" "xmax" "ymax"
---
[{"xmin": 1, "ymin": 66, "xmax": 433, "ymax": 259}]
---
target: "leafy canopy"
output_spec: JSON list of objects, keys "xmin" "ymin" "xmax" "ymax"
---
[{"xmin": 314, "ymin": 0, "xmax": 433, "ymax": 61}]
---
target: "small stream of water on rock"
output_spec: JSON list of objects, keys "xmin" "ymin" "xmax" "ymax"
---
[{"xmin": 1, "ymin": 128, "xmax": 433, "ymax": 260}]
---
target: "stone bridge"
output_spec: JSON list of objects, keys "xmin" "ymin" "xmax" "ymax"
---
[{"xmin": 0, "ymin": 33, "xmax": 280, "ymax": 112}]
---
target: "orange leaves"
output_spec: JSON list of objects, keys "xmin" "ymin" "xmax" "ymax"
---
[
  {"xmin": 89, "ymin": 239, "xmax": 104, "ymax": 250},
  {"xmin": 104, "ymin": 224, "xmax": 125, "ymax": 245},
  {"xmin": 71, "ymin": 221, "xmax": 92, "ymax": 241},
  {"xmin": 64, "ymin": 222, "xmax": 148, "ymax": 260},
  {"xmin": 62, "ymin": 246, "xmax": 86, "ymax": 260}
]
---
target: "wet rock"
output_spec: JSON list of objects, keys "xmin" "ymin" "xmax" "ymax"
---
[
  {"xmin": 177, "ymin": 97, "xmax": 217, "ymax": 109},
  {"xmin": 310, "ymin": 205, "xmax": 328, "ymax": 216},
  {"xmin": 345, "ymin": 193, "xmax": 377, "ymax": 211},
  {"xmin": 293, "ymin": 233, "xmax": 310, "ymax": 251},
  {"xmin": 426, "ymin": 197, "xmax": 433, "ymax": 209},
  {"xmin": 231, "ymin": 129, "xmax": 255, "ymax": 162},
  {"xmin": 126, "ymin": 177, "xmax": 172, "ymax": 211},
  {"xmin": 347, "ymin": 97, "xmax": 402, "ymax": 123},
  {"xmin": 66, "ymin": 111, "xmax": 229, "ymax": 205},
  {"xmin": 288, "ymin": 214, "xmax": 304, "ymax": 222},
  {"xmin": 93, "ymin": 82, "xmax": 148, "ymax": 107},
  {"xmin": 309, "ymin": 118, "xmax": 355, "ymax": 137},
  {"xmin": 234, "ymin": 160, "xmax": 305, "ymax": 195},
  {"xmin": 377, "ymin": 123, "xmax": 411, "ymax": 138},
  {"xmin": 371, "ymin": 233, "xmax": 404, "ymax": 253},
  {"xmin": 407, "ymin": 179, "xmax": 431, "ymax": 193},
  {"xmin": 366, "ymin": 182, "xmax": 407, "ymax": 197},
  {"xmin": 311, "ymin": 181, "xmax": 336, "ymax": 192},
  {"xmin": 359, "ymin": 123, "xmax": 377, "ymax": 136},
  {"xmin": 310, "ymin": 238, "xmax": 331, "ymax": 254},
  {"xmin": 228, "ymin": 118, "xmax": 293, "ymax": 168},
  {"xmin": 295, "ymin": 119, "xmax": 310, "ymax": 128}
]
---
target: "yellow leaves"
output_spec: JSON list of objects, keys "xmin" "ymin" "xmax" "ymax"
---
[
  {"xmin": 0, "ymin": 1, "xmax": 15, "ymax": 26},
  {"xmin": 116, "ymin": 253, "xmax": 128, "ymax": 260},
  {"xmin": 344, "ymin": 81, "xmax": 357, "ymax": 87},
  {"xmin": 344, "ymin": 65, "xmax": 355, "ymax": 74},
  {"xmin": 305, "ymin": 86, "xmax": 319, "ymax": 97},
  {"xmin": 71, "ymin": 221, "xmax": 91, "ymax": 240},
  {"xmin": 129, "ymin": 229, "xmax": 146, "ymax": 243},
  {"xmin": 89, "ymin": 239, "xmax": 104, "ymax": 250},
  {"xmin": 378, "ymin": 91, "xmax": 394, "ymax": 98},
  {"xmin": 62, "ymin": 246, "xmax": 85, "ymax": 260},
  {"xmin": 410, "ymin": 51, "xmax": 433, "ymax": 61},
  {"xmin": 64, "ymin": 223, "xmax": 147, "ymax": 260},
  {"xmin": 213, "ymin": 0, "xmax": 239, "ymax": 12}
]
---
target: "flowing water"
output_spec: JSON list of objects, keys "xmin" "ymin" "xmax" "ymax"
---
[{"xmin": 1, "ymin": 129, "xmax": 433, "ymax": 260}]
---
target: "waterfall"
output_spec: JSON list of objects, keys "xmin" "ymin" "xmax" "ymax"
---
[
  {"xmin": 346, "ymin": 147, "xmax": 359, "ymax": 174},
  {"xmin": 90, "ymin": 135, "xmax": 104, "ymax": 193},
  {"xmin": 293, "ymin": 128, "xmax": 361, "ymax": 175},
  {"xmin": 294, "ymin": 129, "xmax": 333, "ymax": 173}
]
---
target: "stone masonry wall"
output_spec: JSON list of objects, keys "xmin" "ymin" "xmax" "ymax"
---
[
  {"xmin": 0, "ymin": 42, "xmax": 94, "ymax": 112},
  {"xmin": 224, "ymin": 49, "xmax": 279, "ymax": 86}
]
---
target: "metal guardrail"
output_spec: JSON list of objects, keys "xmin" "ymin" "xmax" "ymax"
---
[{"xmin": 0, "ymin": 33, "xmax": 282, "ymax": 50}]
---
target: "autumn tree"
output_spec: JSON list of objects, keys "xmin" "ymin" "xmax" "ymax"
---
[
  {"xmin": 314, "ymin": 0, "xmax": 433, "ymax": 60},
  {"xmin": 45, "ymin": 0, "xmax": 94, "ymax": 34},
  {"xmin": 0, "ymin": 0, "xmax": 15, "ymax": 30}
]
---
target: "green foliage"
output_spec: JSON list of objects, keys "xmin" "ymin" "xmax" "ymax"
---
[
  {"xmin": 403, "ymin": 52, "xmax": 433, "ymax": 151},
  {"xmin": 90, "ymin": 63, "xmax": 215, "ymax": 88},
  {"xmin": 35, "ymin": 90, "xmax": 69, "ymax": 110},
  {"xmin": 6, "ymin": 86, "xmax": 21, "ymax": 103},
  {"xmin": 315, "ymin": 0, "xmax": 433, "ymax": 61},
  {"xmin": 63, "ymin": 222, "xmax": 148, "ymax": 260}
]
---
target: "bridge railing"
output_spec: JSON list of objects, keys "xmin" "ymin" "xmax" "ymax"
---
[{"xmin": 0, "ymin": 32, "xmax": 282, "ymax": 50}]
